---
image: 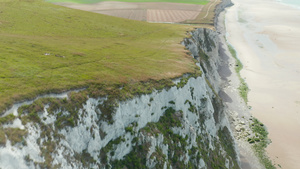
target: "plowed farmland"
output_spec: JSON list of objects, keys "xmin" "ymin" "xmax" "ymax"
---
[
  {"xmin": 54, "ymin": 1, "xmax": 205, "ymax": 23},
  {"xmin": 147, "ymin": 9, "xmax": 199, "ymax": 23}
]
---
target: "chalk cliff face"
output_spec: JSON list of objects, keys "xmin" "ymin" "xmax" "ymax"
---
[
  {"xmin": 183, "ymin": 28, "xmax": 221, "ymax": 92},
  {"xmin": 0, "ymin": 27, "xmax": 240, "ymax": 169}
]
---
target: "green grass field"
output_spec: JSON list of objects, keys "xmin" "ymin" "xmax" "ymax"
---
[
  {"xmin": 0, "ymin": 0, "xmax": 197, "ymax": 112},
  {"xmin": 47, "ymin": 0, "xmax": 209, "ymax": 5}
]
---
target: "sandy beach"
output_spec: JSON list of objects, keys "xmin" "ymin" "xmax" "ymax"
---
[{"xmin": 225, "ymin": 0, "xmax": 300, "ymax": 168}]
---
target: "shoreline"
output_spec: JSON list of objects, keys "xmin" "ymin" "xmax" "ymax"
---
[
  {"xmin": 217, "ymin": 8, "xmax": 264, "ymax": 169},
  {"xmin": 275, "ymin": 0, "xmax": 300, "ymax": 10},
  {"xmin": 225, "ymin": 0, "xmax": 300, "ymax": 168}
]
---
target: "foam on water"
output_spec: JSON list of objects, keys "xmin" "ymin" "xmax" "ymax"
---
[{"xmin": 277, "ymin": 0, "xmax": 300, "ymax": 9}]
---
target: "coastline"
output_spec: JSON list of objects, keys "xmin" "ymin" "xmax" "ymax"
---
[
  {"xmin": 276, "ymin": 0, "xmax": 300, "ymax": 10},
  {"xmin": 225, "ymin": 0, "xmax": 300, "ymax": 168},
  {"xmin": 217, "ymin": 8, "xmax": 264, "ymax": 169}
]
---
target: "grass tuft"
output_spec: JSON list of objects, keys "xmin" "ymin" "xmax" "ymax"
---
[{"xmin": 4, "ymin": 128, "xmax": 28, "ymax": 146}]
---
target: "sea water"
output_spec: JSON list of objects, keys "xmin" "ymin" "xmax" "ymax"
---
[{"xmin": 277, "ymin": 0, "xmax": 300, "ymax": 9}]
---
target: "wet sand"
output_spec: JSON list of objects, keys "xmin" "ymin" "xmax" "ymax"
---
[{"xmin": 225, "ymin": 0, "xmax": 300, "ymax": 168}]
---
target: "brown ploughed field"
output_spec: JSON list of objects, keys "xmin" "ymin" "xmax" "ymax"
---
[
  {"xmin": 54, "ymin": 1, "xmax": 205, "ymax": 23},
  {"xmin": 98, "ymin": 9, "xmax": 147, "ymax": 21},
  {"xmin": 147, "ymin": 9, "xmax": 199, "ymax": 23}
]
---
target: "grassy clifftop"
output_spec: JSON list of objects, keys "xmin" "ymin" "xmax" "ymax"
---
[
  {"xmin": 47, "ymin": 0, "xmax": 209, "ymax": 5},
  {"xmin": 0, "ymin": 0, "xmax": 197, "ymax": 112}
]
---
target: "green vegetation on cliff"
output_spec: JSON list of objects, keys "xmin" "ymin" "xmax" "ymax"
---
[
  {"xmin": 248, "ymin": 118, "xmax": 276, "ymax": 169},
  {"xmin": 0, "ymin": 0, "xmax": 198, "ymax": 112},
  {"xmin": 227, "ymin": 44, "xmax": 249, "ymax": 103},
  {"xmin": 110, "ymin": 107, "xmax": 239, "ymax": 169}
]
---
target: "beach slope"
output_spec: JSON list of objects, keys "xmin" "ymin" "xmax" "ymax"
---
[{"xmin": 226, "ymin": 0, "xmax": 300, "ymax": 168}]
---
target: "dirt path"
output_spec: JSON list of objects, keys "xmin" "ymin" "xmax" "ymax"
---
[{"xmin": 201, "ymin": 0, "xmax": 219, "ymax": 20}]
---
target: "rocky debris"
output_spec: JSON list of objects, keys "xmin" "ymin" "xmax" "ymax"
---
[{"xmin": 230, "ymin": 110, "xmax": 258, "ymax": 143}]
